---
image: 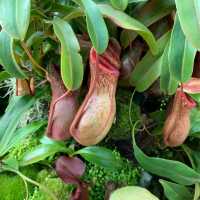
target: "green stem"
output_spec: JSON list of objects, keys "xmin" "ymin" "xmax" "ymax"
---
[
  {"xmin": 21, "ymin": 41, "xmax": 48, "ymax": 76},
  {"xmin": 2, "ymin": 166, "xmax": 58, "ymax": 200}
]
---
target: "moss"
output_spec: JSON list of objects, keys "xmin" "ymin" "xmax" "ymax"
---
[
  {"xmin": 0, "ymin": 167, "xmax": 39, "ymax": 200},
  {"xmin": 83, "ymin": 151, "xmax": 139, "ymax": 200},
  {"xmin": 29, "ymin": 169, "xmax": 73, "ymax": 200},
  {"xmin": 108, "ymin": 88, "xmax": 141, "ymax": 140}
]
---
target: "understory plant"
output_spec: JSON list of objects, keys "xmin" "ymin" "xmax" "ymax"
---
[{"xmin": 1, "ymin": 0, "xmax": 200, "ymax": 200}]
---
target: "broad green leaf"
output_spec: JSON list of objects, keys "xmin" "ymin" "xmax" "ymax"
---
[
  {"xmin": 110, "ymin": 186, "xmax": 159, "ymax": 200},
  {"xmin": 53, "ymin": 17, "xmax": 84, "ymax": 90},
  {"xmin": 0, "ymin": 88, "xmax": 46, "ymax": 157},
  {"xmin": 73, "ymin": 146, "xmax": 122, "ymax": 170},
  {"xmin": 79, "ymin": 0, "xmax": 109, "ymax": 54},
  {"xmin": 0, "ymin": 71, "xmax": 12, "ymax": 82},
  {"xmin": 160, "ymin": 42, "xmax": 178, "ymax": 95},
  {"xmin": 175, "ymin": 0, "xmax": 200, "ymax": 50},
  {"xmin": 130, "ymin": 32, "xmax": 170, "ymax": 92},
  {"xmin": 98, "ymin": 4, "xmax": 158, "ymax": 55},
  {"xmin": 0, "ymin": 32, "xmax": 27, "ymax": 78},
  {"xmin": 183, "ymin": 145, "xmax": 200, "ymax": 200},
  {"xmin": 132, "ymin": 126, "xmax": 200, "ymax": 185},
  {"xmin": 0, "ymin": 0, "xmax": 31, "ymax": 41},
  {"xmin": 110, "ymin": 0, "xmax": 129, "ymax": 10},
  {"xmin": 183, "ymin": 145, "xmax": 200, "ymax": 173},
  {"xmin": 168, "ymin": 15, "xmax": 196, "ymax": 82},
  {"xmin": 190, "ymin": 108, "xmax": 200, "ymax": 138},
  {"xmin": 121, "ymin": 0, "xmax": 175, "ymax": 48},
  {"xmin": 20, "ymin": 141, "xmax": 68, "ymax": 166},
  {"xmin": 160, "ymin": 180, "xmax": 192, "ymax": 200},
  {"xmin": 3, "ymin": 121, "xmax": 46, "ymax": 155}
]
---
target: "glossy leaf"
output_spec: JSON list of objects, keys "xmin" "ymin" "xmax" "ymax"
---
[
  {"xmin": 0, "ymin": 93, "xmax": 42, "ymax": 157},
  {"xmin": 98, "ymin": 4, "xmax": 158, "ymax": 55},
  {"xmin": 175, "ymin": 0, "xmax": 200, "ymax": 50},
  {"xmin": 132, "ymin": 126, "xmax": 200, "ymax": 185},
  {"xmin": 0, "ymin": 0, "xmax": 31, "ymax": 40},
  {"xmin": 160, "ymin": 180, "xmax": 192, "ymax": 200},
  {"xmin": 121, "ymin": 0, "xmax": 175, "ymax": 48},
  {"xmin": 110, "ymin": 0, "xmax": 129, "ymax": 10},
  {"xmin": 160, "ymin": 42, "xmax": 178, "ymax": 95},
  {"xmin": 0, "ymin": 71, "xmax": 12, "ymax": 82},
  {"xmin": 20, "ymin": 141, "xmax": 68, "ymax": 166},
  {"xmin": 190, "ymin": 108, "xmax": 200, "ymax": 138},
  {"xmin": 0, "ymin": 31, "xmax": 27, "ymax": 78},
  {"xmin": 168, "ymin": 15, "xmax": 196, "ymax": 82},
  {"xmin": 80, "ymin": 0, "xmax": 109, "ymax": 54},
  {"xmin": 110, "ymin": 186, "xmax": 159, "ymax": 200},
  {"xmin": 130, "ymin": 32, "xmax": 170, "ymax": 92},
  {"xmin": 53, "ymin": 17, "xmax": 84, "ymax": 90},
  {"xmin": 73, "ymin": 146, "xmax": 122, "ymax": 170},
  {"xmin": 0, "ymin": 121, "xmax": 46, "ymax": 156}
]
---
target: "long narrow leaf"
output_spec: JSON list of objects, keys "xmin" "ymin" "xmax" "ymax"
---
[
  {"xmin": 0, "ymin": 32, "xmax": 27, "ymax": 78},
  {"xmin": 132, "ymin": 126, "xmax": 200, "ymax": 185},
  {"xmin": 175, "ymin": 0, "xmax": 200, "ymax": 50},
  {"xmin": 160, "ymin": 42, "xmax": 178, "ymax": 95},
  {"xmin": 130, "ymin": 32, "xmax": 170, "ymax": 91},
  {"xmin": 168, "ymin": 15, "xmax": 196, "ymax": 82},
  {"xmin": 80, "ymin": 0, "xmax": 109, "ymax": 54},
  {"xmin": 53, "ymin": 17, "xmax": 84, "ymax": 90},
  {"xmin": 0, "ymin": 89, "xmax": 45, "ymax": 156},
  {"xmin": 98, "ymin": 4, "xmax": 158, "ymax": 55},
  {"xmin": 0, "ymin": 0, "xmax": 31, "ymax": 41},
  {"xmin": 160, "ymin": 180, "xmax": 192, "ymax": 200}
]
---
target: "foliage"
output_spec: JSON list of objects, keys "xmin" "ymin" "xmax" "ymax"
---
[
  {"xmin": 0, "ymin": 0, "xmax": 200, "ymax": 199},
  {"xmin": 83, "ymin": 150, "xmax": 139, "ymax": 200}
]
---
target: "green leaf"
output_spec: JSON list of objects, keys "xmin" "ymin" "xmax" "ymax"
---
[
  {"xmin": 110, "ymin": 0, "xmax": 129, "ymax": 10},
  {"xmin": 189, "ymin": 94, "xmax": 200, "ymax": 104},
  {"xmin": 120, "ymin": 0, "xmax": 175, "ymax": 48},
  {"xmin": 160, "ymin": 42, "xmax": 178, "ymax": 95},
  {"xmin": 190, "ymin": 108, "xmax": 200, "ymax": 138},
  {"xmin": 3, "ymin": 121, "xmax": 46, "ymax": 155},
  {"xmin": 79, "ymin": 0, "xmax": 109, "ymax": 54},
  {"xmin": 129, "ymin": 0, "xmax": 148, "ymax": 3},
  {"xmin": 20, "ymin": 141, "xmax": 68, "ymax": 166},
  {"xmin": 73, "ymin": 146, "xmax": 122, "ymax": 170},
  {"xmin": 0, "ymin": 0, "xmax": 31, "ymax": 41},
  {"xmin": 160, "ymin": 180, "xmax": 192, "ymax": 200},
  {"xmin": 0, "ymin": 71, "xmax": 12, "ymax": 82},
  {"xmin": 175, "ymin": 0, "xmax": 200, "ymax": 50},
  {"xmin": 132, "ymin": 125, "xmax": 200, "ymax": 185},
  {"xmin": 130, "ymin": 32, "xmax": 170, "ymax": 92},
  {"xmin": 98, "ymin": 4, "xmax": 158, "ymax": 55},
  {"xmin": 168, "ymin": 14, "xmax": 196, "ymax": 82},
  {"xmin": 0, "ymin": 88, "xmax": 46, "ymax": 157},
  {"xmin": 53, "ymin": 17, "xmax": 84, "ymax": 90},
  {"xmin": 110, "ymin": 186, "xmax": 159, "ymax": 200},
  {"xmin": 0, "ymin": 32, "xmax": 27, "ymax": 78}
]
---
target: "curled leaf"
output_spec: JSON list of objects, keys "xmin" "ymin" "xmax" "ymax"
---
[
  {"xmin": 70, "ymin": 39, "xmax": 121, "ymax": 146},
  {"xmin": 55, "ymin": 156, "xmax": 88, "ymax": 200},
  {"xmin": 46, "ymin": 66, "xmax": 79, "ymax": 140}
]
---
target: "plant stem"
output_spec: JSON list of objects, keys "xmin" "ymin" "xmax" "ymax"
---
[
  {"xmin": 21, "ymin": 41, "xmax": 48, "ymax": 76},
  {"xmin": 2, "ymin": 166, "xmax": 58, "ymax": 200}
]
